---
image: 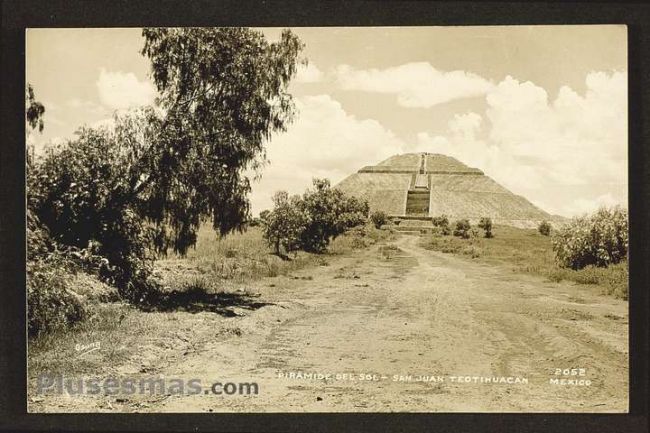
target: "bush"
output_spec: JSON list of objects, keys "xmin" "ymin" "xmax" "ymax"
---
[
  {"xmin": 298, "ymin": 179, "xmax": 369, "ymax": 253},
  {"xmin": 261, "ymin": 191, "xmax": 308, "ymax": 256},
  {"xmin": 370, "ymin": 211, "xmax": 388, "ymax": 229},
  {"xmin": 538, "ymin": 220, "xmax": 552, "ymax": 236},
  {"xmin": 453, "ymin": 219, "xmax": 471, "ymax": 239},
  {"xmin": 331, "ymin": 225, "xmax": 372, "ymax": 251},
  {"xmin": 545, "ymin": 261, "xmax": 628, "ymax": 300},
  {"xmin": 478, "ymin": 217, "xmax": 493, "ymax": 238},
  {"xmin": 28, "ymin": 122, "xmax": 158, "ymax": 301},
  {"xmin": 27, "ymin": 210, "xmax": 103, "ymax": 335},
  {"xmin": 461, "ymin": 245, "xmax": 482, "ymax": 258},
  {"xmin": 552, "ymin": 206, "xmax": 628, "ymax": 270},
  {"xmin": 432, "ymin": 215, "xmax": 451, "ymax": 235},
  {"xmin": 27, "ymin": 208, "xmax": 53, "ymax": 261},
  {"xmin": 261, "ymin": 179, "xmax": 369, "ymax": 255},
  {"xmin": 27, "ymin": 255, "xmax": 86, "ymax": 337}
]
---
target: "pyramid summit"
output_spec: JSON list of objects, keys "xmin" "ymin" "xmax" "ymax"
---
[{"xmin": 336, "ymin": 152, "xmax": 553, "ymax": 228}]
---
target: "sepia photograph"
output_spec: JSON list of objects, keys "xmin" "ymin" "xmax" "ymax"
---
[{"xmin": 24, "ymin": 25, "xmax": 629, "ymax": 413}]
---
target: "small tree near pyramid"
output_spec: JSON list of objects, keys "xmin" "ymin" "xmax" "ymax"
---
[
  {"xmin": 370, "ymin": 211, "xmax": 388, "ymax": 229},
  {"xmin": 261, "ymin": 192, "xmax": 308, "ymax": 257},
  {"xmin": 538, "ymin": 220, "xmax": 552, "ymax": 236},
  {"xmin": 478, "ymin": 217, "xmax": 494, "ymax": 238},
  {"xmin": 432, "ymin": 215, "xmax": 451, "ymax": 235},
  {"xmin": 453, "ymin": 219, "xmax": 471, "ymax": 239},
  {"xmin": 299, "ymin": 179, "xmax": 369, "ymax": 253},
  {"xmin": 262, "ymin": 179, "xmax": 369, "ymax": 255}
]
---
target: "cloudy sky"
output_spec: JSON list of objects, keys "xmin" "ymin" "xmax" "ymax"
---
[{"xmin": 26, "ymin": 26, "xmax": 627, "ymax": 217}]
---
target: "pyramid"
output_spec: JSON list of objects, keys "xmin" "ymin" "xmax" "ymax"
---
[{"xmin": 336, "ymin": 152, "xmax": 553, "ymax": 228}]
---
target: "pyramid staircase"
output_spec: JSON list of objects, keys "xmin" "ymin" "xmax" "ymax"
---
[
  {"xmin": 406, "ymin": 189, "xmax": 430, "ymax": 215},
  {"xmin": 395, "ymin": 155, "xmax": 433, "ymax": 232},
  {"xmin": 405, "ymin": 154, "xmax": 431, "ymax": 216}
]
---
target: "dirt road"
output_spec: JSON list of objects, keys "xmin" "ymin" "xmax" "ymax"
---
[
  {"xmin": 153, "ymin": 234, "xmax": 628, "ymax": 412},
  {"xmin": 32, "ymin": 234, "xmax": 628, "ymax": 412}
]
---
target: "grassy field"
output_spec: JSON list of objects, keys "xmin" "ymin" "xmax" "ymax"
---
[
  {"xmin": 418, "ymin": 225, "xmax": 628, "ymax": 300},
  {"xmin": 155, "ymin": 225, "xmax": 322, "ymax": 291},
  {"xmin": 154, "ymin": 224, "xmax": 393, "ymax": 290}
]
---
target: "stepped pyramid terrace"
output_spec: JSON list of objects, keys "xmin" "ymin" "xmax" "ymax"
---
[{"xmin": 336, "ymin": 152, "xmax": 555, "ymax": 229}]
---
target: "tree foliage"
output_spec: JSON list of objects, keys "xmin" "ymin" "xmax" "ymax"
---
[
  {"xmin": 298, "ymin": 179, "xmax": 369, "ymax": 253},
  {"xmin": 26, "ymin": 83, "xmax": 45, "ymax": 133},
  {"xmin": 453, "ymin": 219, "xmax": 471, "ymax": 239},
  {"xmin": 25, "ymin": 85, "xmax": 83, "ymax": 335},
  {"xmin": 478, "ymin": 217, "xmax": 493, "ymax": 238},
  {"xmin": 261, "ymin": 191, "xmax": 308, "ymax": 256},
  {"xmin": 538, "ymin": 220, "xmax": 552, "ymax": 236},
  {"xmin": 138, "ymin": 27, "xmax": 304, "ymax": 251},
  {"xmin": 261, "ymin": 179, "xmax": 369, "ymax": 255},
  {"xmin": 28, "ymin": 28, "xmax": 305, "ymax": 299},
  {"xmin": 552, "ymin": 206, "xmax": 628, "ymax": 270},
  {"xmin": 28, "ymin": 114, "xmax": 160, "ymax": 293},
  {"xmin": 370, "ymin": 211, "xmax": 388, "ymax": 229}
]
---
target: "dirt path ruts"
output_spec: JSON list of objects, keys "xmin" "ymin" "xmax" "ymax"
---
[
  {"xmin": 153, "ymin": 234, "xmax": 628, "ymax": 412},
  {"xmin": 33, "ymin": 233, "xmax": 627, "ymax": 412}
]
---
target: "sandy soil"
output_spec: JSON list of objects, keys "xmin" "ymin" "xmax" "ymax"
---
[{"xmin": 31, "ymin": 234, "xmax": 628, "ymax": 412}]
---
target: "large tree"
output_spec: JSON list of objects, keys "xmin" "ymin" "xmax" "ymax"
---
[
  {"xmin": 138, "ymin": 27, "xmax": 304, "ymax": 253},
  {"xmin": 29, "ymin": 28, "xmax": 304, "ymax": 296}
]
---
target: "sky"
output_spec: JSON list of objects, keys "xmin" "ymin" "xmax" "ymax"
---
[{"xmin": 26, "ymin": 25, "xmax": 628, "ymax": 217}]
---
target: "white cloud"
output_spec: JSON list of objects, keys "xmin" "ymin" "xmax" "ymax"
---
[
  {"xmin": 485, "ymin": 73, "xmax": 627, "ymax": 188},
  {"xmin": 335, "ymin": 62, "xmax": 494, "ymax": 107},
  {"xmin": 411, "ymin": 71, "xmax": 627, "ymax": 217},
  {"xmin": 562, "ymin": 193, "xmax": 626, "ymax": 217},
  {"xmin": 96, "ymin": 68, "xmax": 156, "ymax": 110},
  {"xmin": 249, "ymin": 71, "xmax": 626, "ymax": 217},
  {"xmin": 295, "ymin": 62, "xmax": 324, "ymax": 83},
  {"xmin": 67, "ymin": 98, "xmax": 108, "ymax": 115},
  {"xmin": 249, "ymin": 94, "xmax": 405, "ymax": 213}
]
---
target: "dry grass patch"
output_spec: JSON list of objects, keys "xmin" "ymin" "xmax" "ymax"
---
[
  {"xmin": 419, "ymin": 225, "xmax": 628, "ymax": 299},
  {"xmin": 158, "ymin": 226, "xmax": 318, "ymax": 287}
]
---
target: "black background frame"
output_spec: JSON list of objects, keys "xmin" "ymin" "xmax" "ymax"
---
[{"xmin": 1, "ymin": 1, "xmax": 648, "ymax": 432}]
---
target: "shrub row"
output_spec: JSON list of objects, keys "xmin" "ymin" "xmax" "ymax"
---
[{"xmin": 431, "ymin": 215, "xmax": 493, "ymax": 239}]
